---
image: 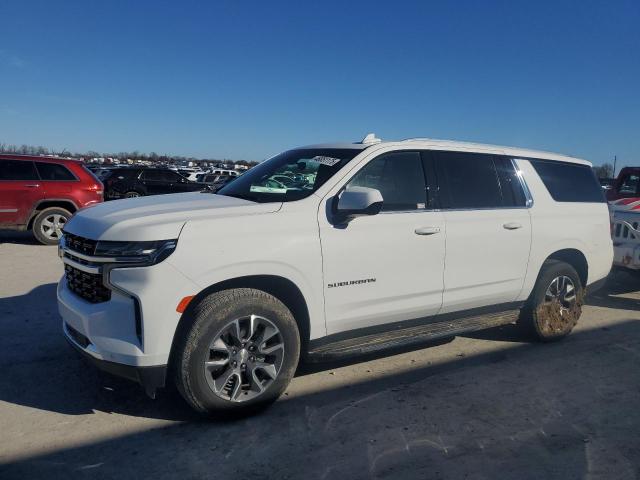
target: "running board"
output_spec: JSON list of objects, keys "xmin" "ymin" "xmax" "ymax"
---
[{"xmin": 306, "ymin": 309, "xmax": 520, "ymax": 362}]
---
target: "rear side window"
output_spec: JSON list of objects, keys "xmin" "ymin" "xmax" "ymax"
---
[
  {"xmin": 530, "ymin": 159, "xmax": 605, "ymax": 203},
  {"xmin": 0, "ymin": 160, "xmax": 39, "ymax": 180},
  {"xmin": 495, "ymin": 157, "xmax": 527, "ymax": 207},
  {"xmin": 435, "ymin": 152, "xmax": 503, "ymax": 209},
  {"xmin": 346, "ymin": 151, "xmax": 426, "ymax": 212},
  {"xmin": 143, "ymin": 170, "xmax": 181, "ymax": 182},
  {"xmin": 35, "ymin": 162, "xmax": 76, "ymax": 181}
]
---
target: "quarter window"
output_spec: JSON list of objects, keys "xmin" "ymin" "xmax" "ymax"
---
[
  {"xmin": 0, "ymin": 160, "xmax": 39, "ymax": 181},
  {"xmin": 346, "ymin": 152, "xmax": 427, "ymax": 212},
  {"xmin": 35, "ymin": 162, "xmax": 76, "ymax": 181},
  {"xmin": 530, "ymin": 159, "xmax": 605, "ymax": 203}
]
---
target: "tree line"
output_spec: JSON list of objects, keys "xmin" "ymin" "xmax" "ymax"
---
[{"xmin": 0, "ymin": 142, "xmax": 258, "ymax": 167}]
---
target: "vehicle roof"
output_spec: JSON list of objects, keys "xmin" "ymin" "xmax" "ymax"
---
[
  {"xmin": 299, "ymin": 137, "xmax": 589, "ymax": 165},
  {"xmin": 0, "ymin": 153, "xmax": 83, "ymax": 164}
]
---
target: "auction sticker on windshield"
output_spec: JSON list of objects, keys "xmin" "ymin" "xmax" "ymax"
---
[{"xmin": 310, "ymin": 156, "xmax": 342, "ymax": 167}]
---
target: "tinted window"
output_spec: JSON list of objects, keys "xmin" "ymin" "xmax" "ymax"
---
[
  {"xmin": 495, "ymin": 157, "xmax": 527, "ymax": 207},
  {"xmin": 436, "ymin": 152, "xmax": 503, "ymax": 209},
  {"xmin": 530, "ymin": 159, "xmax": 605, "ymax": 203},
  {"xmin": 346, "ymin": 151, "xmax": 426, "ymax": 211},
  {"xmin": 143, "ymin": 170, "xmax": 181, "ymax": 182},
  {"xmin": 0, "ymin": 160, "xmax": 39, "ymax": 180},
  {"xmin": 619, "ymin": 174, "xmax": 640, "ymax": 195},
  {"xmin": 35, "ymin": 162, "xmax": 76, "ymax": 181}
]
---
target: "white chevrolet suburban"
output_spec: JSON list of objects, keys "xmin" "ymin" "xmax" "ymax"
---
[{"xmin": 58, "ymin": 135, "xmax": 613, "ymax": 415}]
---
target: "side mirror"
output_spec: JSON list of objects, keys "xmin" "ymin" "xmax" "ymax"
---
[{"xmin": 334, "ymin": 186, "xmax": 383, "ymax": 223}]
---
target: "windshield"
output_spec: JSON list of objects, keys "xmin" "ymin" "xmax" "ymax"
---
[{"xmin": 217, "ymin": 148, "xmax": 362, "ymax": 203}]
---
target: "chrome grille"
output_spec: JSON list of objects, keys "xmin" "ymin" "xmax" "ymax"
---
[{"xmin": 64, "ymin": 264, "xmax": 111, "ymax": 303}]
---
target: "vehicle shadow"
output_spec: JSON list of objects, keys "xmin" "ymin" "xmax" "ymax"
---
[
  {"xmin": 0, "ymin": 275, "xmax": 637, "ymax": 423},
  {"xmin": 0, "ymin": 230, "xmax": 40, "ymax": 245},
  {"xmin": 1, "ymin": 319, "xmax": 639, "ymax": 479}
]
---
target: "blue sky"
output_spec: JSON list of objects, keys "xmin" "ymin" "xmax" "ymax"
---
[{"xmin": 1, "ymin": 0, "xmax": 638, "ymax": 166}]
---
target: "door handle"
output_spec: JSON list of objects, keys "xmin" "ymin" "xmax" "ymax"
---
[
  {"xmin": 503, "ymin": 222, "xmax": 523, "ymax": 230},
  {"xmin": 25, "ymin": 184, "xmax": 40, "ymax": 188},
  {"xmin": 415, "ymin": 226, "xmax": 441, "ymax": 235}
]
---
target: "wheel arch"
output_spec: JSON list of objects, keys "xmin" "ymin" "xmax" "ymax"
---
[
  {"xmin": 27, "ymin": 199, "xmax": 78, "ymax": 230},
  {"xmin": 169, "ymin": 274, "xmax": 312, "ymax": 366},
  {"xmin": 545, "ymin": 248, "xmax": 589, "ymax": 287}
]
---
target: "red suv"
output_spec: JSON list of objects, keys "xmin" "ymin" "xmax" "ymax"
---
[{"xmin": 0, "ymin": 155, "xmax": 103, "ymax": 244}]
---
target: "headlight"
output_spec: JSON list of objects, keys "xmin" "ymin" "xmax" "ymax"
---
[{"xmin": 94, "ymin": 239, "xmax": 177, "ymax": 264}]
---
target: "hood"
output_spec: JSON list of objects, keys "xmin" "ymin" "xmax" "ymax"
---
[{"xmin": 64, "ymin": 192, "xmax": 281, "ymax": 241}]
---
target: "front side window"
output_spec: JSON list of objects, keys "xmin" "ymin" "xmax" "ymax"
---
[
  {"xmin": 530, "ymin": 159, "xmax": 605, "ymax": 203},
  {"xmin": 218, "ymin": 148, "xmax": 362, "ymax": 203},
  {"xmin": 345, "ymin": 151, "xmax": 427, "ymax": 211},
  {"xmin": 0, "ymin": 160, "xmax": 39, "ymax": 181},
  {"xmin": 435, "ymin": 152, "xmax": 504, "ymax": 209},
  {"xmin": 35, "ymin": 162, "xmax": 76, "ymax": 181}
]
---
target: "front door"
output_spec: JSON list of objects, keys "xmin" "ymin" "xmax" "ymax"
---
[{"xmin": 319, "ymin": 151, "xmax": 446, "ymax": 335}]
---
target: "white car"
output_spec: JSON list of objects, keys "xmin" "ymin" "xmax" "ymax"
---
[{"xmin": 57, "ymin": 134, "xmax": 613, "ymax": 415}]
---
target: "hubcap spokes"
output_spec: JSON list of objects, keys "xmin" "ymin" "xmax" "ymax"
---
[
  {"xmin": 41, "ymin": 214, "xmax": 66, "ymax": 240},
  {"xmin": 544, "ymin": 275, "xmax": 576, "ymax": 316},
  {"xmin": 204, "ymin": 314, "xmax": 284, "ymax": 402}
]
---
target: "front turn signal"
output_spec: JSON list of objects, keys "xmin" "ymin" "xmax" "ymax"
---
[{"xmin": 176, "ymin": 295, "xmax": 195, "ymax": 313}]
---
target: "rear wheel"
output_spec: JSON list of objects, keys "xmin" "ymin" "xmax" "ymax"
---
[
  {"xmin": 32, "ymin": 207, "xmax": 71, "ymax": 245},
  {"xmin": 520, "ymin": 260, "xmax": 584, "ymax": 342},
  {"xmin": 173, "ymin": 288, "xmax": 300, "ymax": 416},
  {"xmin": 124, "ymin": 191, "xmax": 141, "ymax": 198}
]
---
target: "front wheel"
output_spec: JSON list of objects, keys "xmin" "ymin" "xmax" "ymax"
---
[
  {"xmin": 519, "ymin": 260, "xmax": 584, "ymax": 342},
  {"xmin": 173, "ymin": 288, "xmax": 300, "ymax": 416}
]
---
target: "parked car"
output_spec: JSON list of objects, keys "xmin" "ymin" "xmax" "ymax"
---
[
  {"xmin": 198, "ymin": 174, "xmax": 236, "ymax": 192},
  {"xmin": 102, "ymin": 167, "xmax": 210, "ymax": 199},
  {"xmin": 0, "ymin": 154, "xmax": 103, "ymax": 244},
  {"xmin": 606, "ymin": 167, "xmax": 640, "ymax": 201},
  {"xmin": 57, "ymin": 134, "xmax": 612, "ymax": 415}
]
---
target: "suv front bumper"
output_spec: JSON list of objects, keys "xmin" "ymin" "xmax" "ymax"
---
[{"xmin": 64, "ymin": 323, "xmax": 167, "ymax": 397}]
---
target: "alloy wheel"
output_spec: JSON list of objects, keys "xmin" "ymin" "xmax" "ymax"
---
[
  {"xmin": 544, "ymin": 275, "xmax": 576, "ymax": 314},
  {"xmin": 40, "ymin": 214, "xmax": 67, "ymax": 241},
  {"xmin": 204, "ymin": 314, "xmax": 284, "ymax": 402}
]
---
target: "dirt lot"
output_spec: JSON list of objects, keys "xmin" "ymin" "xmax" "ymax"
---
[{"xmin": 1, "ymin": 230, "xmax": 639, "ymax": 479}]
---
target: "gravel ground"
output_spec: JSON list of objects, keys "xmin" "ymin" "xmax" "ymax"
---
[{"xmin": 1, "ymin": 230, "xmax": 639, "ymax": 479}]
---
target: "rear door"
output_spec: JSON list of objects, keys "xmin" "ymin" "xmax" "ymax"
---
[
  {"xmin": 433, "ymin": 151, "xmax": 532, "ymax": 313},
  {"xmin": 34, "ymin": 161, "xmax": 78, "ymax": 199},
  {"xmin": 0, "ymin": 159, "xmax": 43, "ymax": 226}
]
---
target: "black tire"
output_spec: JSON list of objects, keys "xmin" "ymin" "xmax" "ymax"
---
[
  {"xmin": 32, "ymin": 207, "xmax": 71, "ymax": 245},
  {"xmin": 173, "ymin": 288, "xmax": 300, "ymax": 416},
  {"xmin": 124, "ymin": 191, "xmax": 142, "ymax": 198},
  {"xmin": 519, "ymin": 259, "xmax": 584, "ymax": 342}
]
